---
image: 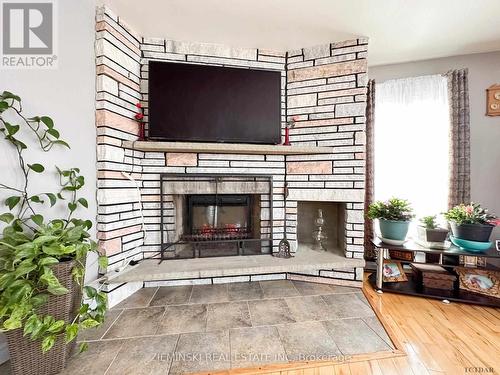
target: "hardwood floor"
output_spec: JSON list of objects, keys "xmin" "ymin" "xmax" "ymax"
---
[{"xmin": 228, "ymin": 273, "xmax": 500, "ymax": 375}]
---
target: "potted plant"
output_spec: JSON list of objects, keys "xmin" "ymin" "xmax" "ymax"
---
[
  {"xmin": 367, "ymin": 198, "xmax": 415, "ymax": 241},
  {"xmin": 417, "ymin": 215, "xmax": 449, "ymax": 243},
  {"xmin": 0, "ymin": 91, "xmax": 107, "ymax": 375},
  {"xmin": 444, "ymin": 203, "xmax": 497, "ymax": 242}
]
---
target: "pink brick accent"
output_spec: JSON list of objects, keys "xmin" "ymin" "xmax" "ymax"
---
[
  {"xmin": 96, "ymin": 65, "xmax": 140, "ymax": 91},
  {"xmin": 287, "ymin": 60, "xmax": 367, "ymax": 82},
  {"xmin": 99, "ymin": 237, "xmax": 122, "ymax": 256},
  {"xmin": 166, "ymin": 153, "xmax": 197, "ymax": 166},
  {"xmin": 355, "ymin": 153, "xmax": 366, "ymax": 160},
  {"xmin": 97, "ymin": 135, "xmax": 122, "ymax": 146},
  {"xmin": 98, "ymin": 225, "xmax": 142, "ymax": 240},
  {"xmin": 96, "ymin": 109, "xmax": 139, "ymax": 135},
  {"xmin": 287, "ymin": 161, "xmax": 332, "ymax": 174},
  {"xmin": 141, "ymin": 195, "xmax": 160, "ymax": 202},
  {"xmin": 318, "ymin": 87, "xmax": 367, "ymax": 99}
]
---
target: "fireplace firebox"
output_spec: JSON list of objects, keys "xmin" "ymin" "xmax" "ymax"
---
[
  {"xmin": 159, "ymin": 174, "xmax": 273, "ymax": 260},
  {"xmin": 183, "ymin": 194, "xmax": 254, "ymax": 241}
]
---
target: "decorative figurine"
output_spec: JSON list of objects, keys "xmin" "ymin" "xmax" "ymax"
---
[
  {"xmin": 283, "ymin": 116, "xmax": 298, "ymax": 146},
  {"xmin": 312, "ymin": 209, "xmax": 327, "ymax": 251}
]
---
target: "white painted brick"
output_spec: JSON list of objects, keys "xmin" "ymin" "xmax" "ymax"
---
[
  {"xmin": 303, "ymin": 44, "xmax": 330, "ymax": 60},
  {"xmin": 95, "ymin": 39, "xmax": 140, "ymax": 74},
  {"xmin": 287, "ymin": 61, "xmax": 314, "ymax": 70},
  {"xmin": 97, "ymin": 144, "xmax": 125, "ymax": 163},
  {"xmin": 143, "ymin": 51, "xmax": 186, "ymax": 61},
  {"xmin": 97, "ymin": 74, "xmax": 119, "ymax": 95},
  {"xmin": 169, "ymin": 40, "xmax": 257, "ymax": 60},
  {"xmin": 335, "ymin": 102, "xmax": 366, "ymax": 117},
  {"xmin": 315, "ymin": 54, "xmax": 356, "ymax": 66},
  {"xmin": 287, "ymin": 78, "xmax": 327, "ymax": 90},
  {"xmin": 143, "ymin": 37, "xmax": 165, "ymax": 45},
  {"xmin": 287, "ymin": 93, "xmax": 317, "ymax": 108}
]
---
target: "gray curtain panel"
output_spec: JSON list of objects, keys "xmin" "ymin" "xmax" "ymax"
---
[
  {"xmin": 446, "ymin": 69, "xmax": 471, "ymax": 208},
  {"xmin": 364, "ymin": 79, "xmax": 376, "ymax": 261}
]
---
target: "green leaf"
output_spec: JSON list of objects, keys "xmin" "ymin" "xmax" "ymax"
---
[
  {"xmin": 78, "ymin": 342, "xmax": 89, "ymax": 353},
  {"xmin": 5, "ymin": 196, "xmax": 20, "ymax": 210},
  {"xmin": 0, "ymin": 213, "xmax": 14, "ymax": 223},
  {"xmin": 40, "ymin": 270, "xmax": 69, "ymax": 296},
  {"xmin": 0, "ymin": 101, "xmax": 9, "ymax": 112},
  {"xmin": 68, "ymin": 202, "xmax": 77, "ymax": 213},
  {"xmin": 44, "ymin": 193, "xmax": 57, "ymax": 207},
  {"xmin": 23, "ymin": 314, "xmax": 39, "ymax": 337},
  {"xmin": 77, "ymin": 198, "xmax": 88, "ymax": 208},
  {"xmin": 80, "ymin": 318, "xmax": 100, "ymax": 329},
  {"xmin": 28, "ymin": 163, "xmax": 45, "ymax": 173},
  {"xmin": 47, "ymin": 320, "xmax": 65, "ymax": 334},
  {"xmin": 53, "ymin": 140, "xmax": 70, "ymax": 149},
  {"xmin": 65, "ymin": 323, "xmax": 78, "ymax": 343},
  {"xmin": 14, "ymin": 259, "xmax": 37, "ymax": 277},
  {"xmin": 4, "ymin": 122, "xmax": 19, "ymax": 136},
  {"xmin": 39, "ymin": 256, "xmax": 59, "ymax": 267},
  {"xmin": 31, "ymin": 214, "xmax": 44, "ymax": 226},
  {"xmin": 40, "ymin": 116, "xmax": 54, "ymax": 129},
  {"xmin": 41, "ymin": 335, "xmax": 55, "ymax": 353},
  {"xmin": 83, "ymin": 286, "xmax": 97, "ymax": 299},
  {"xmin": 2, "ymin": 91, "xmax": 21, "ymax": 102},
  {"xmin": 3, "ymin": 316, "xmax": 22, "ymax": 330},
  {"xmin": 56, "ymin": 193, "xmax": 65, "ymax": 200},
  {"xmin": 29, "ymin": 195, "xmax": 44, "ymax": 204},
  {"xmin": 30, "ymin": 293, "xmax": 48, "ymax": 308},
  {"xmin": 47, "ymin": 128, "xmax": 59, "ymax": 138},
  {"xmin": 98, "ymin": 256, "xmax": 108, "ymax": 269}
]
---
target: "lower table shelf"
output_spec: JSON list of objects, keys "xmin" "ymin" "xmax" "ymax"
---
[{"xmin": 368, "ymin": 273, "xmax": 500, "ymax": 308}]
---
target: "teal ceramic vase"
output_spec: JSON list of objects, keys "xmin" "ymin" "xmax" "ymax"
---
[{"xmin": 379, "ymin": 219, "xmax": 411, "ymax": 240}]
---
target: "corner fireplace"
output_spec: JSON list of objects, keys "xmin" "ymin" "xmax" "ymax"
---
[{"xmin": 160, "ymin": 174, "xmax": 273, "ymax": 260}]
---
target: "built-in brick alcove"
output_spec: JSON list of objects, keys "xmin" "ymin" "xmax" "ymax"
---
[{"xmin": 297, "ymin": 201, "xmax": 346, "ymax": 254}]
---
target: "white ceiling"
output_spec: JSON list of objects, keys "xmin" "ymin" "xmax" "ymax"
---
[{"xmin": 102, "ymin": 0, "xmax": 500, "ymax": 66}]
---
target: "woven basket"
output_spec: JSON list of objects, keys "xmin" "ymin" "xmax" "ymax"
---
[{"xmin": 6, "ymin": 260, "xmax": 82, "ymax": 375}]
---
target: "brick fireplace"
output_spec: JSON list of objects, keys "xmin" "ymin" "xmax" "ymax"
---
[{"xmin": 95, "ymin": 6, "xmax": 368, "ymax": 294}]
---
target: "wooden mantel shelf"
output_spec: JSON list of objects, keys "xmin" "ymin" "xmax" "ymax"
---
[{"xmin": 122, "ymin": 140, "xmax": 334, "ymax": 155}]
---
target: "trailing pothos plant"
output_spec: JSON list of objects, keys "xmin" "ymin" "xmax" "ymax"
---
[{"xmin": 0, "ymin": 90, "xmax": 108, "ymax": 353}]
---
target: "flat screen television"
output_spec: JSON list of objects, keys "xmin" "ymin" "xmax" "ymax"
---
[{"xmin": 148, "ymin": 61, "xmax": 281, "ymax": 144}]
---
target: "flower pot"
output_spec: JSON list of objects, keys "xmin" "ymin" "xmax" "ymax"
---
[
  {"xmin": 6, "ymin": 260, "xmax": 81, "ymax": 375},
  {"xmin": 417, "ymin": 226, "xmax": 449, "ymax": 243},
  {"xmin": 378, "ymin": 219, "xmax": 411, "ymax": 241},
  {"xmin": 449, "ymin": 222, "xmax": 494, "ymax": 242}
]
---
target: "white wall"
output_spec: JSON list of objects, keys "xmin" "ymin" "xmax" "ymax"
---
[
  {"xmin": 370, "ymin": 51, "xmax": 500, "ymax": 240},
  {"xmin": 0, "ymin": 0, "xmax": 96, "ymax": 363},
  {"xmin": 0, "ymin": 0, "xmax": 97, "ymax": 278}
]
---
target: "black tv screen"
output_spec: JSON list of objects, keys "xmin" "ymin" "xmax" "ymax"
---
[{"xmin": 148, "ymin": 61, "xmax": 281, "ymax": 144}]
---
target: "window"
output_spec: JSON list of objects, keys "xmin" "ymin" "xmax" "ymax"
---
[{"xmin": 374, "ymin": 75, "xmax": 449, "ymax": 220}]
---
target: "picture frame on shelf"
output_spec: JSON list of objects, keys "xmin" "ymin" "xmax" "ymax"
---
[
  {"xmin": 455, "ymin": 267, "xmax": 499, "ymax": 299},
  {"xmin": 383, "ymin": 260, "xmax": 408, "ymax": 282}
]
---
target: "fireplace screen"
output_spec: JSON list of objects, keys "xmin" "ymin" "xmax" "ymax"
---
[{"xmin": 159, "ymin": 174, "xmax": 273, "ymax": 260}]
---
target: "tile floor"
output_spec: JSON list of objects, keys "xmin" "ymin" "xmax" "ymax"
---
[{"xmin": 0, "ymin": 280, "xmax": 394, "ymax": 375}]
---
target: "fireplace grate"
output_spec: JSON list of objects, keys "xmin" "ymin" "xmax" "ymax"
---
[{"xmin": 181, "ymin": 227, "xmax": 251, "ymax": 241}]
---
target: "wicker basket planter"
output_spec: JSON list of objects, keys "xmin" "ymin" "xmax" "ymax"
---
[{"xmin": 5, "ymin": 260, "xmax": 82, "ymax": 375}]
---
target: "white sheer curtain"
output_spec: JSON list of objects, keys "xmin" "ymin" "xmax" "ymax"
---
[{"xmin": 374, "ymin": 75, "xmax": 449, "ymax": 223}]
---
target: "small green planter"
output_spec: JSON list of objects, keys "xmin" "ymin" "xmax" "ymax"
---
[{"xmin": 379, "ymin": 219, "xmax": 411, "ymax": 241}]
